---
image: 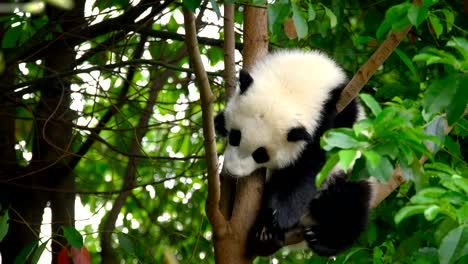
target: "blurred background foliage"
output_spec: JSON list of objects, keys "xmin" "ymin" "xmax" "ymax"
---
[{"xmin": 0, "ymin": 0, "xmax": 466, "ymax": 263}]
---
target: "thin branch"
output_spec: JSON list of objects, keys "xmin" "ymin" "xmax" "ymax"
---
[
  {"xmin": 100, "ymin": 56, "xmax": 163, "ymax": 264},
  {"xmin": 135, "ymin": 27, "xmax": 243, "ymax": 51},
  {"xmin": 219, "ymin": 1, "xmax": 237, "ymax": 220},
  {"xmin": 183, "ymin": 7, "xmax": 224, "ymax": 230},
  {"xmin": 5, "ymin": 0, "xmax": 175, "ymax": 65},
  {"xmin": 5, "ymin": 59, "xmax": 221, "ymax": 92},
  {"xmin": 336, "ymin": 27, "xmax": 412, "ymax": 112}
]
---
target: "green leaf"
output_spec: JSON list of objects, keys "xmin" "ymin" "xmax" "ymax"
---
[
  {"xmin": 424, "ymin": 205, "xmax": 441, "ymax": 221},
  {"xmin": 350, "ymin": 156, "xmax": 369, "ymax": 181},
  {"xmin": 338, "ymin": 149, "xmax": 357, "ymax": 172},
  {"xmin": 407, "ymin": 4, "xmax": 429, "ymax": 27},
  {"xmin": 322, "ymin": 5, "xmax": 337, "ymax": 28},
  {"xmin": 63, "ymin": 226, "xmax": 83, "ymax": 249},
  {"xmin": 458, "ymin": 204, "xmax": 468, "ymax": 224},
  {"xmin": 31, "ymin": 241, "xmax": 48, "ymax": 264},
  {"xmin": 367, "ymin": 156, "xmax": 393, "ymax": 182},
  {"xmin": 452, "ymin": 175, "xmax": 468, "ymax": 194},
  {"xmin": 291, "ymin": 2, "xmax": 308, "ymax": 39},
  {"xmin": 395, "ymin": 205, "xmax": 427, "ymax": 224},
  {"xmin": 316, "ymin": 153, "xmax": 339, "ymax": 187},
  {"xmin": 360, "ymin": 93, "xmax": 382, "ymax": 116},
  {"xmin": 429, "ymin": 14, "xmax": 443, "ymax": 38},
  {"xmin": 447, "ymin": 37, "xmax": 468, "ymax": 62},
  {"xmin": 117, "ymin": 232, "xmax": 136, "ymax": 255},
  {"xmin": 308, "ymin": 4, "xmax": 316, "ymax": 21},
  {"xmin": 2, "ymin": 26, "xmax": 22, "ymax": 48},
  {"xmin": 413, "ymin": 48, "xmax": 461, "ymax": 69},
  {"xmin": 376, "ymin": 3, "xmax": 410, "ymax": 38},
  {"xmin": 444, "ymin": 136, "xmax": 461, "ymax": 157},
  {"xmin": 373, "ymin": 247, "xmax": 383, "ymax": 264},
  {"xmin": 410, "ymin": 187, "xmax": 446, "ymax": 204},
  {"xmin": 183, "ymin": 0, "xmax": 202, "ymax": 11},
  {"xmin": 395, "ymin": 48, "xmax": 419, "ymax": 80},
  {"xmin": 322, "ymin": 129, "xmax": 363, "ymax": 150},
  {"xmin": 439, "ymin": 225, "xmax": 468, "ymax": 264},
  {"xmin": 446, "ymin": 74, "xmax": 468, "ymax": 125},
  {"xmin": 362, "ymin": 150, "xmax": 380, "ymax": 168},
  {"xmin": 268, "ymin": 2, "xmax": 290, "ymax": 33},
  {"xmin": 423, "ymin": 75, "xmax": 458, "ymax": 115},
  {"xmin": 442, "ymin": 9, "xmax": 454, "ymax": 32},
  {"xmin": 0, "ymin": 210, "xmax": 9, "ymax": 242},
  {"xmin": 14, "ymin": 240, "xmax": 37, "ymax": 264}
]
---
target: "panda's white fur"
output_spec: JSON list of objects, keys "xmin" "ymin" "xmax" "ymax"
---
[{"xmin": 222, "ymin": 50, "xmax": 347, "ymax": 176}]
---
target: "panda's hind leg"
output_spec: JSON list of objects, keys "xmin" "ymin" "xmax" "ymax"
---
[{"xmin": 304, "ymin": 175, "xmax": 371, "ymax": 257}]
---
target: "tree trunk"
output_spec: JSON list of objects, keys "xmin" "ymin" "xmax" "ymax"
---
[{"xmin": 0, "ymin": 2, "xmax": 86, "ymax": 262}]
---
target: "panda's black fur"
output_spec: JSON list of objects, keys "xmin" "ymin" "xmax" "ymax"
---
[{"xmin": 215, "ymin": 50, "xmax": 372, "ymax": 257}]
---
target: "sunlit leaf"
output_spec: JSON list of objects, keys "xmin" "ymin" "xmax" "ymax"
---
[
  {"xmin": 307, "ymin": 4, "xmax": 316, "ymax": 21},
  {"xmin": 395, "ymin": 205, "xmax": 427, "ymax": 224},
  {"xmin": 338, "ymin": 149, "xmax": 357, "ymax": 172},
  {"xmin": 376, "ymin": 2, "xmax": 410, "ymax": 38},
  {"xmin": 322, "ymin": 5, "xmax": 337, "ymax": 28},
  {"xmin": 429, "ymin": 15, "xmax": 443, "ymax": 38},
  {"xmin": 408, "ymin": 4, "xmax": 428, "ymax": 27},
  {"xmin": 442, "ymin": 9, "xmax": 455, "ymax": 32},
  {"xmin": 360, "ymin": 93, "xmax": 382, "ymax": 116},
  {"xmin": 316, "ymin": 153, "xmax": 339, "ymax": 187}
]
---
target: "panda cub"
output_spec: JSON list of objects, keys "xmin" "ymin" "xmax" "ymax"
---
[{"xmin": 215, "ymin": 50, "xmax": 372, "ymax": 257}]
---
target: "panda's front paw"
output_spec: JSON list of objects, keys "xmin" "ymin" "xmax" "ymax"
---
[
  {"xmin": 304, "ymin": 225, "xmax": 341, "ymax": 257},
  {"xmin": 254, "ymin": 209, "xmax": 281, "ymax": 241},
  {"xmin": 248, "ymin": 209, "xmax": 284, "ymax": 256}
]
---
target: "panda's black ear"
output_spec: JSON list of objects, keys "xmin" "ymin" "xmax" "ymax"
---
[
  {"xmin": 214, "ymin": 111, "xmax": 228, "ymax": 137},
  {"xmin": 239, "ymin": 69, "xmax": 253, "ymax": 95},
  {"xmin": 287, "ymin": 126, "xmax": 312, "ymax": 142}
]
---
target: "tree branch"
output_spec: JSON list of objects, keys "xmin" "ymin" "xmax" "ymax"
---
[
  {"xmin": 218, "ymin": 1, "xmax": 237, "ymax": 220},
  {"xmin": 183, "ymin": 7, "xmax": 224, "ymax": 231},
  {"xmin": 5, "ymin": 0, "xmax": 174, "ymax": 65},
  {"xmin": 67, "ymin": 34, "xmax": 149, "ymax": 171}
]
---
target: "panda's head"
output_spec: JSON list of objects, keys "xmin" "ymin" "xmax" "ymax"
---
[{"xmin": 215, "ymin": 50, "xmax": 346, "ymax": 177}]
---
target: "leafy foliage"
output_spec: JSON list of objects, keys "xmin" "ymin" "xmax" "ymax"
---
[{"xmin": 1, "ymin": 0, "xmax": 467, "ymax": 263}]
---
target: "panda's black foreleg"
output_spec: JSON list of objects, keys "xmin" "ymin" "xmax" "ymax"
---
[
  {"xmin": 248, "ymin": 172, "xmax": 317, "ymax": 256},
  {"xmin": 304, "ymin": 176, "xmax": 371, "ymax": 257}
]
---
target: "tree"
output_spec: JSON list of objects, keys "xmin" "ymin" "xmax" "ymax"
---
[{"xmin": 0, "ymin": 0, "xmax": 467, "ymax": 263}]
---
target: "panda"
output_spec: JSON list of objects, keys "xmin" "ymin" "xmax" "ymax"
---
[{"xmin": 214, "ymin": 49, "xmax": 373, "ymax": 257}]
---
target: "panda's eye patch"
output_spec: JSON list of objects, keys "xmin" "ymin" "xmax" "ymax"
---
[
  {"xmin": 229, "ymin": 129, "xmax": 241, "ymax": 146},
  {"xmin": 252, "ymin": 147, "xmax": 269, "ymax": 164}
]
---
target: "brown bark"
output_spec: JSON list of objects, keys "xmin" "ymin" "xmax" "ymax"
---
[{"xmin": 184, "ymin": 2, "xmax": 269, "ymax": 263}]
